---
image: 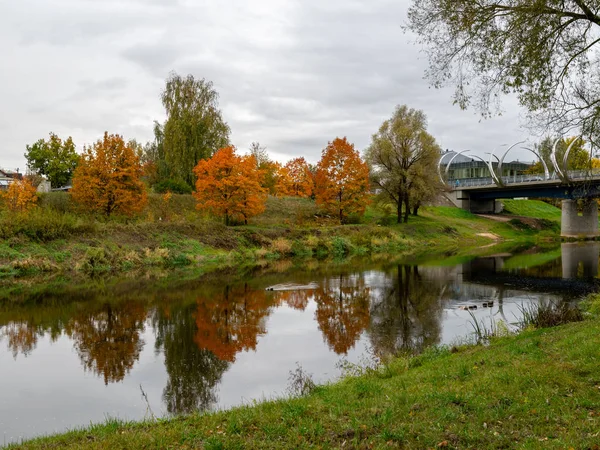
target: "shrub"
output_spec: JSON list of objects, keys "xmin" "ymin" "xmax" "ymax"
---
[
  {"xmin": 271, "ymin": 238, "xmax": 293, "ymax": 256},
  {"xmin": 154, "ymin": 179, "xmax": 193, "ymax": 195}
]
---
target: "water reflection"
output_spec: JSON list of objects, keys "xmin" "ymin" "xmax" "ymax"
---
[
  {"xmin": 314, "ymin": 274, "xmax": 371, "ymax": 354},
  {"xmin": 369, "ymin": 265, "xmax": 443, "ymax": 357},
  {"xmin": 153, "ymin": 303, "xmax": 229, "ymax": 414},
  {"xmin": 193, "ymin": 284, "xmax": 270, "ymax": 363},
  {"xmin": 65, "ymin": 301, "xmax": 147, "ymax": 385},
  {"xmin": 1, "ymin": 242, "xmax": 600, "ymax": 442}
]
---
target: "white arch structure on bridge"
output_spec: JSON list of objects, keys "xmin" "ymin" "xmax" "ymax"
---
[{"xmin": 439, "ymin": 137, "xmax": 583, "ymax": 186}]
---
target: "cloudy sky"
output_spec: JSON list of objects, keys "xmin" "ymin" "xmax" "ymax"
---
[{"xmin": 0, "ymin": 0, "xmax": 537, "ymax": 172}]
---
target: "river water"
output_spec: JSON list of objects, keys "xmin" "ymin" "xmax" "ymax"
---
[{"xmin": 1, "ymin": 242, "xmax": 598, "ymax": 444}]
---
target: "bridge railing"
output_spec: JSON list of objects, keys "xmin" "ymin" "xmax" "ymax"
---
[{"xmin": 452, "ymin": 169, "xmax": 600, "ymax": 188}]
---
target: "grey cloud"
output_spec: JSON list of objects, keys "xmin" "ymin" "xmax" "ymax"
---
[
  {"xmin": 121, "ymin": 41, "xmax": 185, "ymax": 78},
  {"xmin": 1, "ymin": 0, "xmax": 535, "ymax": 171}
]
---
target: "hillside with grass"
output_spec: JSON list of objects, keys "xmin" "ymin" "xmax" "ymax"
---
[
  {"xmin": 0, "ymin": 194, "xmax": 559, "ymax": 281},
  {"xmin": 501, "ymin": 199, "xmax": 562, "ymax": 221}
]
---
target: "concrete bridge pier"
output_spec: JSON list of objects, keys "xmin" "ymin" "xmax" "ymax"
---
[
  {"xmin": 561, "ymin": 242, "xmax": 600, "ymax": 278},
  {"xmin": 561, "ymin": 200, "xmax": 599, "ymax": 239}
]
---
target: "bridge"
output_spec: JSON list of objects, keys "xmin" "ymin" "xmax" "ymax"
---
[{"xmin": 441, "ymin": 139, "xmax": 600, "ymax": 238}]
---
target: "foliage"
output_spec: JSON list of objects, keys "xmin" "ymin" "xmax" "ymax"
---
[
  {"xmin": 71, "ymin": 132, "xmax": 148, "ymax": 217},
  {"xmin": 154, "ymin": 179, "xmax": 193, "ymax": 195},
  {"xmin": 407, "ymin": 1, "xmax": 600, "ymax": 146},
  {"xmin": 366, "ymin": 105, "xmax": 442, "ymax": 222},
  {"xmin": 519, "ymin": 301, "xmax": 584, "ymax": 329},
  {"xmin": 526, "ymin": 136, "xmax": 592, "ymax": 174},
  {"xmin": 193, "ymin": 146, "xmax": 267, "ymax": 225},
  {"xmin": 160, "ymin": 73, "xmax": 230, "ymax": 187},
  {"xmin": 25, "ymin": 133, "xmax": 79, "ymax": 188},
  {"xmin": 0, "ymin": 178, "xmax": 38, "ymax": 212},
  {"xmin": 249, "ymin": 142, "xmax": 279, "ymax": 195},
  {"xmin": 315, "ymin": 137, "xmax": 370, "ymax": 223},
  {"xmin": 276, "ymin": 157, "xmax": 314, "ymax": 198}
]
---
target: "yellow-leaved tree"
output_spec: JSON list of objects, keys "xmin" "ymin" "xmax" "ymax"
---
[
  {"xmin": 1, "ymin": 178, "xmax": 38, "ymax": 212},
  {"xmin": 71, "ymin": 132, "xmax": 147, "ymax": 216}
]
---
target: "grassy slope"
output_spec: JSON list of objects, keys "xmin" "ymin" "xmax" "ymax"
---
[
  {"xmin": 502, "ymin": 199, "xmax": 562, "ymax": 221},
  {"xmin": 12, "ymin": 317, "xmax": 600, "ymax": 449},
  {"xmin": 0, "ymin": 196, "xmax": 558, "ymax": 281}
]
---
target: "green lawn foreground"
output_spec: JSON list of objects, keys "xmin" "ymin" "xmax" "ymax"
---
[{"xmin": 11, "ymin": 314, "xmax": 600, "ymax": 449}]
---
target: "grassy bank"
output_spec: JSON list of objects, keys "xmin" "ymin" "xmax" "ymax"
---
[
  {"xmin": 11, "ymin": 300, "xmax": 600, "ymax": 449},
  {"xmin": 0, "ymin": 194, "xmax": 561, "ymax": 281}
]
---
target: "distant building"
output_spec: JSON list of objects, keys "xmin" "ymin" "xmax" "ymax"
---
[
  {"xmin": 0, "ymin": 168, "xmax": 24, "ymax": 191},
  {"xmin": 440, "ymin": 150, "xmax": 533, "ymax": 181}
]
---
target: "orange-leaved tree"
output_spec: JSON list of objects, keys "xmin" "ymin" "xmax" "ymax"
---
[
  {"xmin": 274, "ymin": 164, "xmax": 293, "ymax": 197},
  {"xmin": 277, "ymin": 157, "xmax": 314, "ymax": 197},
  {"xmin": 193, "ymin": 146, "xmax": 267, "ymax": 225},
  {"xmin": 315, "ymin": 137, "xmax": 370, "ymax": 223},
  {"xmin": 1, "ymin": 178, "xmax": 38, "ymax": 212},
  {"xmin": 71, "ymin": 132, "xmax": 148, "ymax": 217}
]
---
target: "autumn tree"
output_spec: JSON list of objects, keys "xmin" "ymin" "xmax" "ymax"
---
[
  {"xmin": 71, "ymin": 132, "xmax": 148, "ymax": 217},
  {"xmin": 366, "ymin": 105, "xmax": 442, "ymax": 223},
  {"xmin": 407, "ymin": 1, "xmax": 600, "ymax": 146},
  {"xmin": 315, "ymin": 137, "xmax": 370, "ymax": 223},
  {"xmin": 1, "ymin": 178, "xmax": 38, "ymax": 212},
  {"xmin": 193, "ymin": 146, "xmax": 267, "ymax": 225},
  {"xmin": 278, "ymin": 157, "xmax": 314, "ymax": 197},
  {"xmin": 25, "ymin": 133, "xmax": 79, "ymax": 188},
  {"xmin": 160, "ymin": 73, "xmax": 230, "ymax": 187}
]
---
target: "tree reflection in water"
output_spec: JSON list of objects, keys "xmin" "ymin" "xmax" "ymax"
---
[
  {"xmin": 152, "ymin": 303, "xmax": 229, "ymax": 415},
  {"xmin": 193, "ymin": 284, "xmax": 270, "ymax": 362},
  {"xmin": 65, "ymin": 301, "xmax": 147, "ymax": 385},
  {"xmin": 314, "ymin": 274, "xmax": 371, "ymax": 355},
  {"xmin": 368, "ymin": 265, "xmax": 443, "ymax": 357},
  {"xmin": 1, "ymin": 321, "xmax": 39, "ymax": 358}
]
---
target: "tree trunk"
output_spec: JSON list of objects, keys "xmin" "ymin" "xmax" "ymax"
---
[
  {"xmin": 396, "ymin": 189, "xmax": 403, "ymax": 223},
  {"xmin": 403, "ymin": 192, "xmax": 410, "ymax": 223},
  {"xmin": 412, "ymin": 202, "xmax": 420, "ymax": 216}
]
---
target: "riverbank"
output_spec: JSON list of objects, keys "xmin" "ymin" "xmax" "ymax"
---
[
  {"xmin": 0, "ymin": 195, "xmax": 560, "ymax": 282},
  {"xmin": 10, "ymin": 297, "xmax": 600, "ymax": 449}
]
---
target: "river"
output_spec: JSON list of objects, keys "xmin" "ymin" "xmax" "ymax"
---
[{"xmin": 0, "ymin": 242, "xmax": 598, "ymax": 445}]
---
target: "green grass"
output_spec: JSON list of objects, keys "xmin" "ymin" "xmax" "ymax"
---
[
  {"xmin": 12, "ymin": 315, "xmax": 600, "ymax": 449},
  {"xmin": 502, "ymin": 199, "xmax": 562, "ymax": 221},
  {"xmin": 0, "ymin": 198, "xmax": 559, "ymax": 281}
]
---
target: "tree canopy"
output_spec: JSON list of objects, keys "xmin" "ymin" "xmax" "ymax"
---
[
  {"xmin": 193, "ymin": 146, "xmax": 267, "ymax": 225},
  {"xmin": 71, "ymin": 132, "xmax": 148, "ymax": 217},
  {"xmin": 527, "ymin": 136, "xmax": 592, "ymax": 174},
  {"xmin": 366, "ymin": 105, "xmax": 441, "ymax": 223},
  {"xmin": 315, "ymin": 137, "xmax": 370, "ymax": 223},
  {"xmin": 0, "ymin": 178, "xmax": 38, "ymax": 212},
  {"xmin": 276, "ymin": 157, "xmax": 314, "ymax": 198},
  {"xmin": 25, "ymin": 133, "xmax": 78, "ymax": 188},
  {"xmin": 161, "ymin": 73, "xmax": 230, "ymax": 187},
  {"xmin": 407, "ymin": 1, "xmax": 600, "ymax": 146}
]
